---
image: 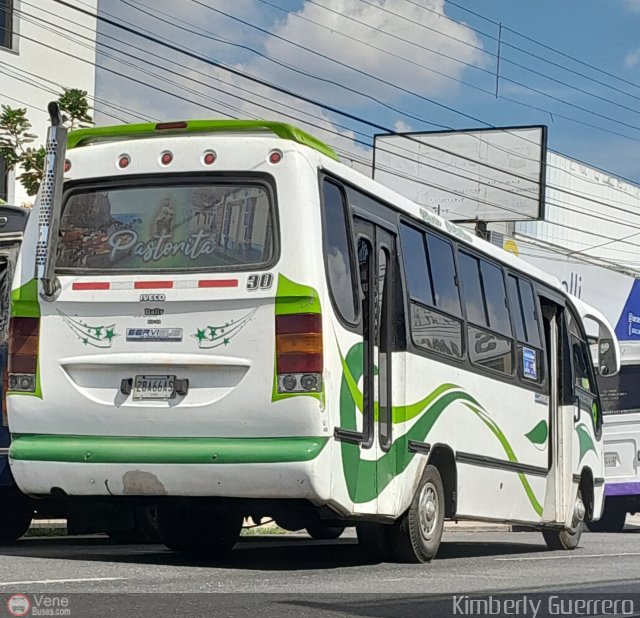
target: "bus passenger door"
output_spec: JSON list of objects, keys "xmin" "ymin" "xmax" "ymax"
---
[
  {"xmin": 540, "ymin": 298, "xmax": 573, "ymax": 523},
  {"xmin": 334, "ymin": 219, "xmax": 398, "ymax": 515}
]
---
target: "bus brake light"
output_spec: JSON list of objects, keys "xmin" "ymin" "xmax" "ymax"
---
[
  {"xmin": 8, "ymin": 317, "xmax": 39, "ymax": 393},
  {"xmin": 275, "ymin": 313, "xmax": 322, "ymax": 393}
]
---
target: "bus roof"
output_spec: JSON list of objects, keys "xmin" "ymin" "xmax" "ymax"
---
[{"xmin": 67, "ymin": 119, "xmax": 340, "ymax": 161}]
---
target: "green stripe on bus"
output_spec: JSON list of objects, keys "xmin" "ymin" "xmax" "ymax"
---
[
  {"xmin": 339, "ymin": 342, "xmax": 544, "ymax": 516},
  {"xmin": 274, "ymin": 274, "xmax": 321, "ymax": 316},
  {"xmin": 9, "ymin": 435, "xmax": 329, "ymax": 465},
  {"xmin": 67, "ymin": 119, "xmax": 339, "ymax": 160},
  {"xmin": 11, "ymin": 278, "xmax": 40, "ymax": 318}
]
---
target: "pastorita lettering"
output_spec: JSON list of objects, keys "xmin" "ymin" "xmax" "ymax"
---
[{"xmin": 108, "ymin": 229, "xmax": 217, "ymax": 263}]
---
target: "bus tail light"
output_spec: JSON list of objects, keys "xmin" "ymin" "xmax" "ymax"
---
[
  {"xmin": 8, "ymin": 317, "xmax": 39, "ymax": 393},
  {"xmin": 276, "ymin": 313, "xmax": 322, "ymax": 393}
]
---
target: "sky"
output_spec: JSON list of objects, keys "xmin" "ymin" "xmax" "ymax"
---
[{"xmin": 91, "ymin": 0, "xmax": 640, "ymax": 183}]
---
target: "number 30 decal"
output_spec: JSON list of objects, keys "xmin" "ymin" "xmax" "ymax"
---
[{"xmin": 247, "ymin": 273, "xmax": 273, "ymax": 291}]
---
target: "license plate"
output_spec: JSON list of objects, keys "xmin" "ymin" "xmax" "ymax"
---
[
  {"xmin": 132, "ymin": 375, "xmax": 176, "ymax": 400},
  {"xmin": 605, "ymin": 453, "xmax": 618, "ymax": 468}
]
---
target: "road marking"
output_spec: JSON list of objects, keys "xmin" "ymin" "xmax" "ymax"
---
[
  {"xmin": 0, "ymin": 577, "xmax": 126, "ymax": 586},
  {"xmin": 496, "ymin": 552, "xmax": 640, "ymax": 561}
]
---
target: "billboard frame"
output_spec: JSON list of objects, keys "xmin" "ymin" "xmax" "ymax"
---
[{"xmin": 372, "ymin": 124, "xmax": 548, "ymax": 223}]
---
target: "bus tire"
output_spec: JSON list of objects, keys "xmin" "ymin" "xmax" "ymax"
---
[
  {"xmin": 157, "ymin": 505, "xmax": 242, "ymax": 556},
  {"xmin": 306, "ymin": 524, "xmax": 345, "ymax": 540},
  {"xmin": 542, "ymin": 489, "xmax": 585, "ymax": 550},
  {"xmin": 0, "ymin": 488, "xmax": 34, "ymax": 544},
  {"xmin": 586, "ymin": 504, "xmax": 626, "ymax": 532},
  {"xmin": 388, "ymin": 464, "xmax": 445, "ymax": 563},
  {"xmin": 356, "ymin": 522, "xmax": 393, "ymax": 563}
]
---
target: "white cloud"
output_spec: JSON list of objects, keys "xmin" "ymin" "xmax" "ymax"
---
[
  {"xmin": 394, "ymin": 120, "xmax": 413, "ymax": 133},
  {"xmin": 624, "ymin": 0, "xmax": 640, "ymax": 11},
  {"xmin": 256, "ymin": 0, "xmax": 487, "ymax": 105},
  {"xmin": 625, "ymin": 48, "xmax": 640, "ymax": 68}
]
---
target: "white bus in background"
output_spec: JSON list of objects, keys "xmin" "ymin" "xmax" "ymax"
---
[
  {"xmin": 5, "ymin": 111, "xmax": 618, "ymax": 562},
  {"xmin": 507, "ymin": 235, "xmax": 640, "ymax": 531},
  {"xmin": 594, "ymin": 346, "xmax": 640, "ymax": 530}
]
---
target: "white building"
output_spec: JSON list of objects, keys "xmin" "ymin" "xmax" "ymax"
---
[
  {"xmin": 0, "ymin": 0, "xmax": 97, "ymax": 206},
  {"xmin": 516, "ymin": 152, "xmax": 640, "ymax": 270}
]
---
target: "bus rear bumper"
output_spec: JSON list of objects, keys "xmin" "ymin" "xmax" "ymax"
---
[{"xmin": 8, "ymin": 434, "xmax": 331, "ymax": 501}]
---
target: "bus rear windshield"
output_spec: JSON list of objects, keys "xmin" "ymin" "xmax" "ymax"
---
[{"xmin": 57, "ymin": 182, "xmax": 275, "ymax": 272}]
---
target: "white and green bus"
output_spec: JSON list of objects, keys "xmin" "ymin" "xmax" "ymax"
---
[{"xmin": 5, "ymin": 112, "xmax": 620, "ymax": 562}]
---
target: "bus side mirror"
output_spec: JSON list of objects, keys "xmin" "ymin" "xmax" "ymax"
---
[{"xmin": 598, "ymin": 338, "xmax": 615, "ymax": 377}]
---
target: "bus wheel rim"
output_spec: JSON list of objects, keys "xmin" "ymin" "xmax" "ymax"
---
[{"xmin": 418, "ymin": 481, "xmax": 439, "ymax": 542}]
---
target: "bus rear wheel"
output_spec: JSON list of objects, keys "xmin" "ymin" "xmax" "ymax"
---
[
  {"xmin": 542, "ymin": 489, "xmax": 585, "ymax": 550},
  {"xmin": 388, "ymin": 464, "xmax": 445, "ymax": 563},
  {"xmin": 157, "ymin": 505, "xmax": 242, "ymax": 556}
]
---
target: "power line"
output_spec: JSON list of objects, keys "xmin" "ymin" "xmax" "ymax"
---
[
  {"xmin": 51, "ymin": 0, "xmax": 562, "ymax": 186},
  {"xmin": 30, "ymin": 0, "xmax": 640, "ymax": 224},
  {"xmin": 15, "ymin": 0, "xmax": 640, "ymax": 255},
  {"xmin": 438, "ymin": 0, "xmax": 640, "ymax": 103},
  {"xmin": 118, "ymin": 0, "xmax": 640, "ymax": 194},
  {"xmin": 244, "ymin": 0, "xmax": 640, "ymax": 195}
]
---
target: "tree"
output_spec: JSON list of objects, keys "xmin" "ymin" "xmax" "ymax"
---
[{"xmin": 0, "ymin": 88, "xmax": 93, "ymax": 197}]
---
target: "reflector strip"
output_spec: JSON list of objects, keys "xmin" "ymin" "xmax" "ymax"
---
[
  {"xmin": 198, "ymin": 279, "xmax": 238, "ymax": 288},
  {"xmin": 134, "ymin": 281, "xmax": 174, "ymax": 289},
  {"xmin": 72, "ymin": 282, "xmax": 110, "ymax": 290},
  {"xmin": 71, "ymin": 279, "xmax": 240, "ymax": 290}
]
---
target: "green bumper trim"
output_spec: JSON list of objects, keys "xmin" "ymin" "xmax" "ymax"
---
[{"xmin": 10, "ymin": 435, "xmax": 329, "ymax": 465}]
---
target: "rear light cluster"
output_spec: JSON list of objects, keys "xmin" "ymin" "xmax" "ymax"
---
[
  {"xmin": 7, "ymin": 317, "xmax": 39, "ymax": 393},
  {"xmin": 276, "ymin": 313, "xmax": 322, "ymax": 394}
]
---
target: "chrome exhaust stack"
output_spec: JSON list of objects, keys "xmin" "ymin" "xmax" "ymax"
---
[{"xmin": 35, "ymin": 102, "xmax": 67, "ymax": 300}]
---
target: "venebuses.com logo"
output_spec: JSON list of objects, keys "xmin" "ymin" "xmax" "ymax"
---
[
  {"xmin": 5, "ymin": 593, "xmax": 71, "ymax": 617},
  {"xmin": 7, "ymin": 594, "xmax": 30, "ymax": 617}
]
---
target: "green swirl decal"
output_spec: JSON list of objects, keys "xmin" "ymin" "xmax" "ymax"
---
[
  {"xmin": 339, "ymin": 342, "xmax": 543, "ymax": 515},
  {"xmin": 525, "ymin": 420, "xmax": 549, "ymax": 449},
  {"xmin": 576, "ymin": 422, "xmax": 597, "ymax": 464}
]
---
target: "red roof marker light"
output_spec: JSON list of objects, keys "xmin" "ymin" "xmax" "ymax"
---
[
  {"xmin": 203, "ymin": 150, "xmax": 217, "ymax": 165},
  {"xmin": 155, "ymin": 121, "xmax": 188, "ymax": 130},
  {"xmin": 269, "ymin": 149, "xmax": 283, "ymax": 164}
]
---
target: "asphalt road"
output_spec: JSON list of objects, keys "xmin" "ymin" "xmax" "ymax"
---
[{"xmin": 1, "ymin": 526, "xmax": 640, "ymax": 617}]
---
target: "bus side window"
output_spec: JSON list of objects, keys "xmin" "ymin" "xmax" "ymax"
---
[
  {"xmin": 506, "ymin": 275, "xmax": 544, "ymax": 385},
  {"xmin": 321, "ymin": 180, "xmax": 358, "ymax": 325},
  {"xmin": 566, "ymin": 311, "xmax": 594, "ymax": 393},
  {"xmin": 399, "ymin": 223, "xmax": 463, "ymax": 360},
  {"xmin": 459, "ymin": 252, "xmax": 514, "ymax": 376},
  {"xmin": 566, "ymin": 309, "xmax": 602, "ymax": 431}
]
